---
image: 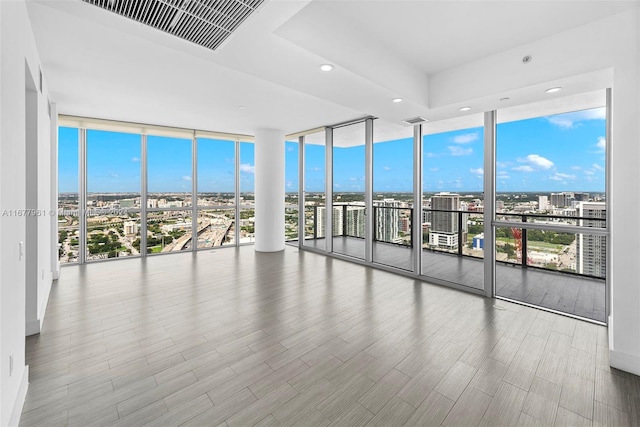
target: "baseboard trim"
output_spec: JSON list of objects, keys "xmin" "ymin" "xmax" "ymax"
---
[
  {"xmin": 9, "ymin": 366, "xmax": 29, "ymax": 427},
  {"xmin": 609, "ymin": 348, "xmax": 640, "ymax": 376},
  {"xmin": 25, "ymin": 318, "xmax": 41, "ymax": 336}
]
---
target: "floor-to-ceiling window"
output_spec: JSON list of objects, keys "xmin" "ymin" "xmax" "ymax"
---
[
  {"xmin": 146, "ymin": 135, "xmax": 193, "ymax": 254},
  {"xmin": 421, "ymin": 115, "xmax": 485, "ymax": 290},
  {"xmin": 86, "ymin": 130, "xmax": 141, "ymax": 260},
  {"xmin": 332, "ymin": 121, "xmax": 366, "ymax": 260},
  {"xmin": 58, "ymin": 127, "xmax": 79, "ymax": 263},
  {"xmin": 495, "ymin": 94, "xmax": 607, "ymax": 322},
  {"xmin": 302, "ymin": 130, "xmax": 326, "ymax": 250},
  {"xmin": 239, "ymin": 141, "xmax": 255, "ymax": 244},
  {"xmin": 372, "ymin": 121, "xmax": 414, "ymax": 271},
  {"xmin": 285, "ymin": 139, "xmax": 299, "ymax": 242},
  {"xmin": 197, "ymin": 137, "xmax": 236, "ymax": 248},
  {"xmin": 58, "ymin": 118, "xmax": 255, "ymax": 264}
]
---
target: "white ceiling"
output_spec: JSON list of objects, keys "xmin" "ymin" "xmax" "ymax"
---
[{"xmin": 26, "ymin": 0, "xmax": 638, "ymax": 136}]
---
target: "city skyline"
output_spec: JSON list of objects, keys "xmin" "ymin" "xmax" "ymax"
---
[{"xmin": 59, "ymin": 106, "xmax": 606, "ymax": 194}]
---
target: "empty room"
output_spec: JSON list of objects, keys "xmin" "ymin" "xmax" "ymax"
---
[{"xmin": 1, "ymin": 0, "xmax": 640, "ymax": 426}]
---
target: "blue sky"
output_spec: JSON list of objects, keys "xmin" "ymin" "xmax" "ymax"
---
[{"xmin": 59, "ymin": 107, "xmax": 605, "ymax": 194}]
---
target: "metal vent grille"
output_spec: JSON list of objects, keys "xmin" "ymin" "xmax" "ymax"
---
[
  {"xmin": 402, "ymin": 116, "xmax": 428, "ymax": 125},
  {"xmin": 81, "ymin": 0, "xmax": 264, "ymax": 51}
]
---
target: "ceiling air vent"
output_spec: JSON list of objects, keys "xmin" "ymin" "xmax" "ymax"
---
[
  {"xmin": 81, "ymin": 0, "xmax": 264, "ymax": 51},
  {"xmin": 402, "ymin": 116, "xmax": 428, "ymax": 125}
]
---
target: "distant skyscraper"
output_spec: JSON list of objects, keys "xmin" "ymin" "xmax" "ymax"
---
[
  {"xmin": 550, "ymin": 192, "xmax": 574, "ymax": 208},
  {"xmin": 374, "ymin": 199, "xmax": 400, "ymax": 243},
  {"xmin": 538, "ymin": 196, "xmax": 548, "ymax": 211},
  {"xmin": 429, "ymin": 192, "xmax": 465, "ymax": 249},
  {"xmin": 574, "ymin": 192, "xmax": 590, "ymax": 202},
  {"xmin": 346, "ymin": 203, "xmax": 365, "ymax": 238},
  {"xmin": 316, "ymin": 205, "xmax": 344, "ymax": 238},
  {"xmin": 576, "ymin": 202, "xmax": 606, "ymax": 277}
]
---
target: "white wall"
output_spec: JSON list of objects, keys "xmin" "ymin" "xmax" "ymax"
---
[
  {"xmin": 430, "ymin": 8, "xmax": 640, "ymax": 375},
  {"xmin": 0, "ymin": 1, "xmax": 54, "ymax": 425}
]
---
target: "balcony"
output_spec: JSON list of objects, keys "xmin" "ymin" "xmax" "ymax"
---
[{"xmin": 301, "ymin": 206, "xmax": 606, "ymax": 323}]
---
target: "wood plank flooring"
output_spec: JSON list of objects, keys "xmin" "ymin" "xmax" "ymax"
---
[
  {"xmin": 303, "ymin": 236, "xmax": 605, "ymax": 322},
  {"xmin": 21, "ymin": 246, "xmax": 638, "ymax": 426}
]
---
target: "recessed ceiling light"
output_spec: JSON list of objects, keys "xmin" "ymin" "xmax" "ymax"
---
[
  {"xmin": 392, "ymin": 98, "xmax": 403, "ymax": 103},
  {"xmin": 545, "ymin": 87, "xmax": 562, "ymax": 94},
  {"xmin": 459, "ymin": 106, "xmax": 471, "ymax": 111},
  {"xmin": 500, "ymin": 97, "xmax": 510, "ymax": 101},
  {"xmin": 320, "ymin": 64, "xmax": 334, "ymax": 72}
]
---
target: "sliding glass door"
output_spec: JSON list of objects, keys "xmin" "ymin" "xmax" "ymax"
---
[
  {"xmin": 494, "ymin": 94, "xmax": 608, "ymax": 322},
  {"xmin": 331, "ymin": 122, "xmax": 367, "ymax": 260}
]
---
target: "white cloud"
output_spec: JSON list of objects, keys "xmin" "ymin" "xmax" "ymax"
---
[
  {"xmin": 584, "ymin": 170, "xmax": 595, "ymax": 175},
  {"xmin": 546, "ymin": 117, "xmax": 574, "ymax": 129},
  {"xmin": 425, "ymin": 152, "xmax": 437, "ymax": 158},
  {"xmin": 592, "ymin": 163, "xmax": 604, "ymax": 171},
  {"xmin": 516, "ymin": 154, "xmax": 554, "ymax": 170},
  {"xmin": 570, "ymin": 166, "xmax": 582, "ymax": 170},
  {"xmin": 546, "ymin": 108, "xmax": 606, "ymax": 129},
  {"xmin": 550, "ymin": 172, "xmax": 576, "ymax": 181},
  {"xmin": 429, "ymin": 167, "xmax": 439, "ymax": 172},
  {"xmin": 497, "ymin": 170, "xmax": 510, "ymax": 179},
  {"xmin": 240, "ymin": 163, "xmax": 255, "ymax": 174},
  {"xmin": 182, "ymin": 175, "xmax": 191, "ymax": 181},
  {"xmin": 131, "ymin": 157, "xmax": 140, "ymax": 162},
  {"xmin": 452, "ymin": 133, "xmax": 479, "ymax": 144},
  {"xmin": 448, "ymin": 146, "xmax": 473, "ymax": 156},
  {"xmin": 470, "ymin": 168, "xmax": 484, "ymax": 175},
  {"xmin": 383, "ymin": 166, "xmax": 391, "ymax": 171},
  {"xmin": 512, "ymin": 165, "xmax": 534, "ymax": 172},
  {"xmin": 596, "ymin": 136, "xmax": 606, "ymax": 152}
]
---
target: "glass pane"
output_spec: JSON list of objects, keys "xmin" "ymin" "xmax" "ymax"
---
[
  {"xmin": 239, "ymin": 208, "xmax": 255, "ymax": 244},
  {"xmin": 303, "ymin": 131, "xmax": 326, "ymax": 250},
  {"xmin": 496, "ymin": 98, "xmax": 607, "ymax": 321},
  {"xmin": 197, "ymin": 138, "xmax": 235, "ymax": 207},
  {"xmin": 333, "ymin": 122, "xmax": 365, "ymax": 259},
  {"xmin": 58, "ymin": 127, "xmax": 79, "ymax": 263},
  {"xmin": 87, "ymin": 130, "xmax": 141, "ymax": 209},
  {"xmin": 87, "ymin": 212, "xmax": 141, "ymax": 260},
  {"xmin": 285, "ymin": 140, "xmax": 299, "ymax": 242},
  {"xmin": 372, "ymin": 121, "xmax": 414, "ymax": 271},
  {"xmin": 496, "ymin": 106, "xmax": 606, "ymax": 225},
  {"xmin": 239, "ymin": 142, "xmax": 254, "ymax": 203},
  {"xmin": 421, "ymin": 115, "xmax": 484, "ymax": 290},
  {"xmin": 148, "ymin": 135, "xmax": 192, "ymax": 207},
  {"xmin": 196, "ymin": 209, "xmax": 235, "ymax": 248},
  {"xmin": 146, "ymin": 210, "xmax": 192, "ymax": 254}
]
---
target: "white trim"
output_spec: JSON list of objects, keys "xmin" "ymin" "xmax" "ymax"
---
[
  {"xmin": 58, "ymin": 114, "xmax": 253, "ymax": 142},
  {"xmin": 26, "ymin": 318, "xmax": 41, "ymax": 336},
  {"xmin": 609, "ymin": 348, "xmax": 640, "ymax": 376},
  {"xmin": 9, "ymin": 366, "xmax": 29, "ymax": 427},
  {"xmin": 52, "ymin": 261, "xmax": 60, "ymax": 280}
]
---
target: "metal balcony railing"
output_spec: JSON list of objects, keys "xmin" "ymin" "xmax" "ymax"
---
[{"xmin": 303, "ymin": 205, "xmax": 606, "ymax": 280}]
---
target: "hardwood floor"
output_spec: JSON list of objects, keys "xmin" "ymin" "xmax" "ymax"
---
[{"xmin": 21, "ymin": 246, "xmax": 638, "ymax": 426}]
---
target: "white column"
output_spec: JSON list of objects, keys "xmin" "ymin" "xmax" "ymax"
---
[{"xmin": 254, "ymin": 128, "xmax": 285, "ymax": 252}]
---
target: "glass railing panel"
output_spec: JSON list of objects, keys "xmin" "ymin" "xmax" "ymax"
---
[
  {"xmin": 496, "ymin": 229, "xmax": 606, "ymax": 322},
  {"xmin": 421, "ymin": 207, "xmax": 484, "ymax": 290},
  {"xmin": 373, "ymin": 206, "xmax": 413, "ymax": 271}
]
